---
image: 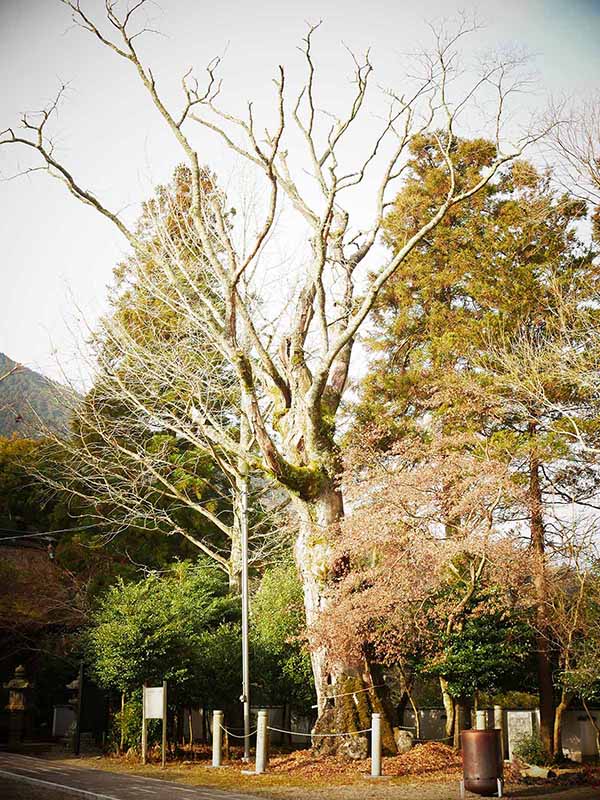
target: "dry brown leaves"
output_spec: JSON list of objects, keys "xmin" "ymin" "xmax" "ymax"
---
[
  {"xmin": 86, "ymin": 742, "xmax": 463, "ymax": 788},
  {"xmin": 232, "ymin": 743, "xmax": 463, "ymax": 783},
  {"xmin": 380, "ymin": 742, "xmax": 463, "ymax": 777}
]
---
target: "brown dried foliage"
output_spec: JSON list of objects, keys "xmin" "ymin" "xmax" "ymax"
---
[{"xmin": 313, "ymin": 430, "xmax": 534, "ymax": 668}]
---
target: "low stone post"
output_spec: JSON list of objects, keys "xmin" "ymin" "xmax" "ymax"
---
[
  {"xmin": 476, "ymin": 710, "xmax": 487, "ymax": 731},
  {"xmin": 255, "ymin": 709, "xmax": 268, "ymax": 774},
  {"xmin": 371, "ymin": 713, "xmax": 382, "ymax": 777},
  {"xmin": 212, "ymin": 710, "xmax": 223, "ymax": 767}
]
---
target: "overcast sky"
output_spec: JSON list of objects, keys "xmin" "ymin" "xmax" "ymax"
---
[{"xmin": 1, "ymin": 0, "xmax": 599, "ymax": 383}]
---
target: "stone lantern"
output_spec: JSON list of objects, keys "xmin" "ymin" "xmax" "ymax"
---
[{"xmin": 4, "ymin": 664, "xmax": 35, "ymax": 744}]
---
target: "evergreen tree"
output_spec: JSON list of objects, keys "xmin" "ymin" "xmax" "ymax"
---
[{"xmin": 354, "ymin": 136, "xmax": 600, "ymax": 755}]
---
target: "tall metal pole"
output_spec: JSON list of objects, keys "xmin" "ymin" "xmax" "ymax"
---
[
  {"xmin": 74, "ymin": 660, "xmax": 84, "ymax": 756},
  {"xmin": 240, "ymin": 474, "xmax": 251, "ymax": 762}
]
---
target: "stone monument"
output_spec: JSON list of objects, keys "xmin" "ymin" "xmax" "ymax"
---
[
  {"xmin": 4, "ymin": 664, "xmax": 35, "ymax": 744},
  {"xmin": 507, "ymin": 710, "xmax": 534, "ymax": 760}
]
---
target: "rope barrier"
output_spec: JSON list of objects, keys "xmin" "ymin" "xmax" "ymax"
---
[
  {"xmin": 267, "ymin": 725, "xmax": 372, "ymax": 738},
  {"xmin": 311, "ymin": 682, "xmax": 387, "ymax": 708},
  {"xmin": 415, "ymin": 735, "xmax": 453, "ymax": 742},
  {"xmin": 219, "ymin": 723, "xmax": 257, "ymax": 739}
]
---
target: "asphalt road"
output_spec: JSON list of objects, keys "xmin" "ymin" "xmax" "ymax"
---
[
  {"xmin": 2, "ymin": 753, "xmax": 600, "ymax": 800},
  {"xmin": 0, "ymin": 752, "xmax": 263, "ymax": 800}
]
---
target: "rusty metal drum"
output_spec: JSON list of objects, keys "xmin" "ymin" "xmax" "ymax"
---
[{"xmin": 461, "ymin": 729, "xmax": 503, "ymax": 796}]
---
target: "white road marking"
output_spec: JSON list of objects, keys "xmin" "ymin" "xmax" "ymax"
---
[
  {"xmin": 0, "ymin": 767, "xmax": 124, "ymax": 800},
  {"xmin": 32, "ymin": 766, "xmax": 71, "ymax": 773},
  {"xmin": 102, "ymin": 769, "xmax": 262, "ymax": 796},
  {"xmin": 9, "ymin": 767, "xmax": 46, "ymax": 775},
  {"xmin": 0, "ymin": 756, "xmax": 66, "ymax": 770},
  {"xmin": 0, "ymin": 755, "xmax": 265, "ymax": 799},
  {"xmin": 14, "ymin": 766, "xmax": 71, "ymax": 776}
]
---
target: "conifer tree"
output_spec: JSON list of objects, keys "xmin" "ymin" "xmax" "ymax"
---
[{"xmin": 354, "ymin": 139, "xmax": 600, "ymax": 754}]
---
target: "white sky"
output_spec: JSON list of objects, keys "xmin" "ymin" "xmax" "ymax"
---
[{"xmin": 1, "ymin": 0, "xmax": 599, "ymax": 383}]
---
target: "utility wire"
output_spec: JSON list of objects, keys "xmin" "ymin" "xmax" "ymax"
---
[{"xmin": 0, "ymin": 523, "xmax": 98, "ymax": 542}]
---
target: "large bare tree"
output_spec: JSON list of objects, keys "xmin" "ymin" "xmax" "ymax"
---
[
  {"xmin": 1, "ymin": 2, "xmax": 549, "ymax": 746},
  {"xmin": 552, "ymin": 92, "xmax": 600, "ymax": 209},
  {"xmin": 36, "ymin": 167, "xmax": 289, "ymax": 591}
]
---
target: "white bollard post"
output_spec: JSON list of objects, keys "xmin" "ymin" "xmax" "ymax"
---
[
  {"xmin": 212, "ymin": 710, "xmax": 223, "ymax": 767},
  {"xmin": 494, "ymin": 705, "xmax": 505, "ymax": 759},
  {"xmin": 255, "ymin": 709, "xmax": 268, "ymax": 774},
  {"xmin": 371, "ymin": 713, "xmax": 382, "ymax": 777},
  {"xmin": 476, "ymin": 710, "xmax": 487, "ymax": 730}
]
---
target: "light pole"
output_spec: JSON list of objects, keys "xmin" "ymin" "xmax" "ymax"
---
[{"xmin": 240, "ymin": 475, "xmax": 251, "ymax": 762}]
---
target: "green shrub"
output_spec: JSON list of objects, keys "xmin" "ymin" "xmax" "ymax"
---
[
  {"xmin": 108, "ymin": 696, "xmax": 160, "ymax": 754},
  {"xmin": 512, "ymin": 732, "xmax": 548, "ymax": 766}
]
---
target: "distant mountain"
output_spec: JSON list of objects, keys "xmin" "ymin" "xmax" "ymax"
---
[{"xmin": 0, "ymin": 353, "xmax": 77, "ymax": 438}]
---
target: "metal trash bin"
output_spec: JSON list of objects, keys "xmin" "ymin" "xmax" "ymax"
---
[{"xmin": 461, "ymin": 729, "xmax": 503, "ymax": 797}]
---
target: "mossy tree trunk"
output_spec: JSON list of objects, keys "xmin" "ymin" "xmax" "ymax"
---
[{"xmin": 292, "ymin": 486, "xmax": 397, "ymax": 755}]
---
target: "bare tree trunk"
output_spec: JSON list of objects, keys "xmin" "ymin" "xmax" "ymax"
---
[
  {"xmin": 407, "ymin": 693, "xmax": 421, "ymax": 739},
  {"xmin": 397, "ymin": 692, "xmax": 409, "ymax": 728},
  {"xmin": 177, "ymin": 708, "xmax": 184, "ymax": 751},
  {"xmin": 451, "ymin": 699, "xmax": 471, "ymax": 749},
  {"xmin": 582, "ymin": 699, "xmax": 600, "ymax": 758},
  {"xmin": 201, "ymin": 706, "xmax": 207, "ymax": 744},
  {"xmin": 396, "ymin": 666, "xmax": 421, "ymax": 739},
  {"xmin": 120, "ymin": 692, "xmax": 125, "ymax": 754},
  {"xmin": 528, "ymin": 430, "xmax": 555, "ymax": 758},
  {"xmin": 440, "ymin": 678, "xmax": 455, "ymax": 741},
  {"xmin": 188, "ymin": 709, "xmax": 194, "ymax": 754},
  {"xmin": 293, "ymin": 487, "xmax": 397, "ymax": 755},
  {"xmin": 453, "ymin": 701, "xmax": 462, "ymax": 750},
  {"xmin": 553, "ymin": 689, "xmax": 571, "ymax": 760},
  {"xmin": 282, "ymin": 701, "xmax": 292, "ymax": 746}
]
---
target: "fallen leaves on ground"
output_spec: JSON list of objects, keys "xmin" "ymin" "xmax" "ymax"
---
[
  {"xmin": 221, "ymin": 742, "xmax": 463, "ymax": 784},
  {"xmin": 380, "ymin": 742, "xmax": 463, "ymax": 777},
  {"xmin": 61, "ymin": 746, "xmax": 600, "ymax": 799}
]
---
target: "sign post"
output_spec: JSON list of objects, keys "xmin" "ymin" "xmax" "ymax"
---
[
  {"xmin": 142, "ymin": 683, "xmax": 147, "ymax": 765},
  {"xmin": 161, "ymin": 680, "xmax": 167, "ymax": 769},
  {"xmin": 142, "ymin": 683, "xmax": 167, "ymax": 768},
  {"xmin": 74, "ymin": 660, "xmax": 84, "ymax": 756}
]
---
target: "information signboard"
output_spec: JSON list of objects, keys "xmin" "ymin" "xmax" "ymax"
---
[
  {"xmin": 141, "ymin": 681, "xmax": 167, "ymax": 768},
  {"xmin": 144, "ymin": 687, "xmax": 164, "ymax": 719}
]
